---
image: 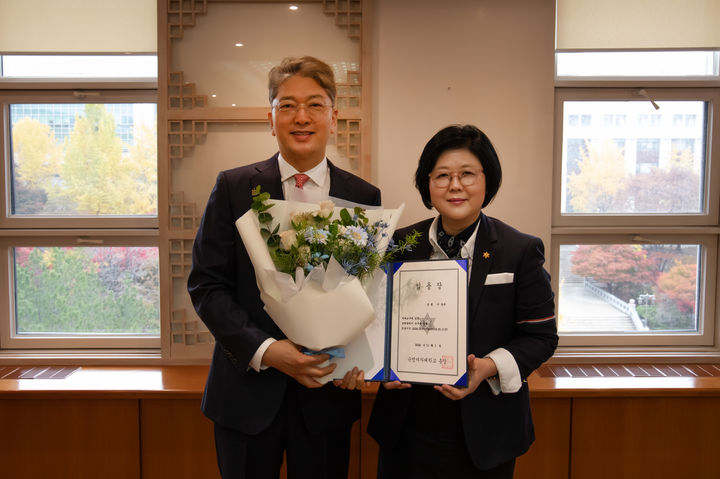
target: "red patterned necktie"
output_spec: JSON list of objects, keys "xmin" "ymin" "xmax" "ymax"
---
[{"xmin": 294, "ymin": 173, "xmax": 310, "ymax": 189}]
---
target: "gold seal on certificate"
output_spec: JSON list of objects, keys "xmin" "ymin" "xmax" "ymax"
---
[{"xmin": 389, "ymin": 259, "xmax": 468, "ymax": 386}]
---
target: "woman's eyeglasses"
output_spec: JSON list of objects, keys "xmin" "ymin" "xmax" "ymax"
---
[{"xmin": 429, "ymin": 170, "xmax": 483, "ymax": 188}]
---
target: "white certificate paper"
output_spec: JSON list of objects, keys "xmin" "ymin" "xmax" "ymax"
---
[{"xmin": 389, "ymin": 259, "xmax": 468, "ymax": 386}]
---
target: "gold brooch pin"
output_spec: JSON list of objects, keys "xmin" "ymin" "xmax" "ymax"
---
[{"xmin": 483, "ymin": 251, "xmax": 490, "ymax": 259}]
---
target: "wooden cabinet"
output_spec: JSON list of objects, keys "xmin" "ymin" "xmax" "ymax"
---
[
  {"xmin": 140, "ymin": 399, "xmax": 220, "ymax": 479},
  {"xmin": 515, "ymin": 398, "xmax": 572, "ymax": 479},
  {"xmin": 0, "ymin": 398, "xmax": 139, "ymax": 479},
  {"xmin": 571, "ymin": 397, "xmax": 720, "ymax": 479},
  {"xmin": 2, "ymin": 367, "xmax": 720, "ymax": 479}
]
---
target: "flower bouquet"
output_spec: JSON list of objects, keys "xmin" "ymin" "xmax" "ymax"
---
[{"xmin": 236, "ymin": 187, "xmax": 417, "ymax": 353}]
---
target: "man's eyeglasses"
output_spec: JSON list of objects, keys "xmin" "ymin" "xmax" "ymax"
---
[
  {"xmin": 273, "ymin": 100, "xmax": 332, "ymax": 117},
  {"xmin": 429, "ymin": 170, "xmax": 483, "ymax": 188}
]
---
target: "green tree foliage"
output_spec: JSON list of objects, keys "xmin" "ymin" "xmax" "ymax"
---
[{"xmin": 15, "ymin": 247, "xmax": 159, "ymax": 334}]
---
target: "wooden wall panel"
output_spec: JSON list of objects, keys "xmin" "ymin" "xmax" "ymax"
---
[
  {"xmin": 140, "ymin": 398, "xmax": 361, "ymax": 479},
  {"xmin": 140, "ymin": 399, "xmax": 220, "ymax": 479},
  {"xmin": 516, "ymin": 398, "xmax": 571, "ymax": 479},
  {"xmin": 571, "ymin": 397, "xmax": 720, "ymax": 479},
  {"xmin": 0, "ymin": 398, "xmax": 139, "ymax": 479},
  {"xmin": 358, "ymin": 392, "xmax": 571, "ymax": 479}
]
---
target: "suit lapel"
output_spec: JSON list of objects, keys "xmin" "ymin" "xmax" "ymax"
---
[
  {"xmin": 250, "ymin": 155, "xmax": 284, "ymax": 200},
  {"xmin": 468, "ymin": 215, "xmax": 496, "ymax": 318},
  {"xmin": 327, "ymin": 160, "xmax": 350, "ymax": 200},
  {"xmin": 413, "ymin": 222, "xmax": 434, "ymax": 260}
]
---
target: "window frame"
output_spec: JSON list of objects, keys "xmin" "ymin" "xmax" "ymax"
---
[
  {"xmin": 0, "ymin": 233, "xmax": 160, "ymax": 350},
  {"xmin": 0, "ymin": 89, "xmax": 158, "ymax": 230},
  {"xmin": 552, "ymin": 233, "xmax": 717, "ymax": 348},
  {"xmin": 554, "ymin": 50, "xmax": 720, "ymax": 83},
  {"xmin": 0, "ymin": 79, "xmax": 160, "ymax": 352},
  {"xmin": 552, "ymin": 87, "xmax": 720, "ymax": 228},
  {"xmin": 552, "ymin": 83, "xmax": 720, "ymax": 357}
]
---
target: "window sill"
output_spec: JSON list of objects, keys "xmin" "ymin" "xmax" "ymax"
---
[
  {"xmin": 0, "ymin": 365, "xmax": 208, "ymax": 399},
  {"xmin": 0, "ymin": 349, "xmax": 163, "ymax": 366}
]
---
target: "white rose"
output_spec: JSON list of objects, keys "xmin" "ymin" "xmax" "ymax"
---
[
  {"xmin": 279, "ymin": 230, "xmax": 298, "ymax": 250},
  {"xmin": 318, "ymin": 200, "xmax": 335, "ymax": 217}
]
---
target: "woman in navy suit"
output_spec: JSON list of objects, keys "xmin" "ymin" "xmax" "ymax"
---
[{"xmin": 368, "ymin": 125, "xmax": 558, "ymax": 479}]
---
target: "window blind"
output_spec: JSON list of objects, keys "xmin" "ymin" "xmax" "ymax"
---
[
  {"xmin": 556, "ymin": 0, "xmax": 720, "ymax": 50},
  {"xmin": 0, "ymin": 0, "xmax": 156, "ymax": 53}
]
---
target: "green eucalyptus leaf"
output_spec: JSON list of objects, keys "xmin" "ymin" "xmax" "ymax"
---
[{"xmin": 267, "ymin": 234, "xmax": 280, "ymax": 247}]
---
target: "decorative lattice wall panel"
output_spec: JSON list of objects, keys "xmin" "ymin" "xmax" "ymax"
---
[
  {"xmin": 323, "ymin": 0, "xmax": 362, "ymax": 38},
  {"xmin": 168, "ymin": 72, "xmax": 208, "ymax": 110},
  {"xmin": 336, "ymin": 70, "xmax": 361, "ymax": 109},
  {"xmin": 168, "ymin": 120, "xmax": 207, "ymax": 160},
  {"xmin": 163, "ymin": 0, "xmax": 369, "ymax": 360},
  {"xmin": 336, "ymin": 119, "xmax": 361, "ymax": 167},
  {"xmin": 167, "ymin": 0, "xmax": 208, "ymax": 39}
]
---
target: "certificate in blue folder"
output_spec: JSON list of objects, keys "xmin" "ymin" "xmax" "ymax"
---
[
  {"xmin": 330, "ymin": 259, "xmax": 468, "ymax": 386},
  {"xmin": 384, "ymin": 259, "xmax": 468, "ymax": 386}
]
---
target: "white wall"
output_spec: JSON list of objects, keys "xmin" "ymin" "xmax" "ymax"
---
[{"xmin": 371, "ymin": 0, "xmax": 555, "ymax": 253}]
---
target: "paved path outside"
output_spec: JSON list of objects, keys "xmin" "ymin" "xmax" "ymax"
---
[{"xmin": 558, "ymin": 282, "xmax": 636, "ymax": 332}]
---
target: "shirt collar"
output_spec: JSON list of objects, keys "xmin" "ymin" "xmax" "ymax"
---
[
  {"xmin": 429, "ymin": 215, "xmax": 481, "ymax": 264},
  {"xmin": 277, "ymin": 154, "xmax": 329, "ymax": 188}
]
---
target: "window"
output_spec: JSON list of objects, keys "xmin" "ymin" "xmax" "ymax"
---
[
  {"xmin": 553, "ymin": 87, "xmax": 720, "ymax": 353},
  {"xmin": 0, "ymin": 0, "xmax": 158, "ymax": 352},
  {"xmin": 555, "ymin": 0, "xmax": 719, "ymax": 357},
  {"xmin": 0, "ymin": 88, "xmax": 159, "ymax": 350},
  {"xmin": 556, "ymin": 51, "xmax": 720, "ymax": 79},
  {"xmin": 0, "ymin": 55, "xmax": 157, "ymax": 79},
  {"xmin": 558, "ymin": 95, "xmax": 711, "ymax": 219},
  {"xmin": 7, "ymin": 100, "xmax": 157, "ymax": 220}
]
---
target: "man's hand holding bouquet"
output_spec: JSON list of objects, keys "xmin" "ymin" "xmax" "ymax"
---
[{"xmin": 236, "ymin": 187, "xmax": 418, "ymax": 384}]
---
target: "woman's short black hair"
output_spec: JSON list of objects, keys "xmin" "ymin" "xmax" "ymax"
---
[{"xmin": 415, "ymin": 124, "xmax": 502, "ymax": 209}]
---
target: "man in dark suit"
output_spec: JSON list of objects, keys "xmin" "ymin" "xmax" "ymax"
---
[{"xmin": 188, "ymin": 56, "xmax": 381, "ymax": 479}]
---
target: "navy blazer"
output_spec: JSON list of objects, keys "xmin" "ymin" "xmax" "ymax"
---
[
  {"xmin": 188, "ymin": 155, "xmax": 381, "ymax": 435},
  {"xmin": 368, "ymin": 214, "xmax": 558, "ymax": 470}
]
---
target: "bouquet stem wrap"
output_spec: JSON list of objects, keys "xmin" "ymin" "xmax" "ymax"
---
[{"xmin": 236, "ymin": 199, "xmax": 405, "ymax": 351}]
